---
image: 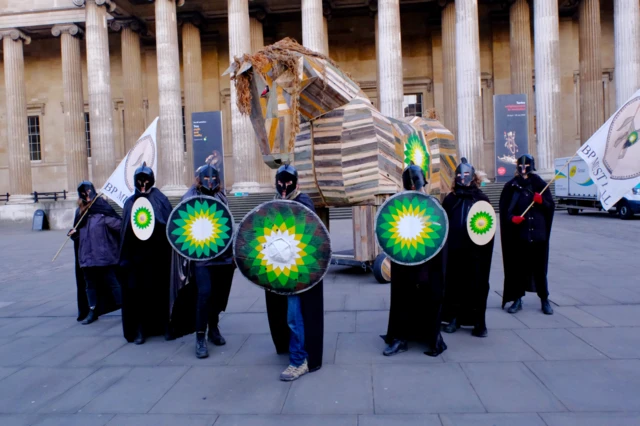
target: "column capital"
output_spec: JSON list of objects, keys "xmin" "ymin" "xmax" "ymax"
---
[
  {"xmin": 178, "ymin": 12, "xmax": 205, "ymax": 28},
  {"xmin": 249, "ymin": 7, "xmax": 268, "ymax": 22},
  {"xmin": 109, "ymin": 18, "xmax": 148, "ymax": 35},
  {"xmin": 0, "ymin": 29, "xmax": 31, "ymax": 45},
  {"xmin": 51, "ymin": 24, "xmax": 84, "ymax": 38},
  {"xmin": 73, "ymin": 0, "xmax": 117, "ymax": 13},
  {"xmin": 149, "ymin": 0, "xmax": 185, "ymax": 6}
]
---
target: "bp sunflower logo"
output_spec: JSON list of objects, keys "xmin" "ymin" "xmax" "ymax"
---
[
  {"xmin": 469, "ymin": 211, "xmax": 493, "ymax": 235},
  {"xmin": 134, "ymin": 207, "xmax": 152, "ymax": 229},
  {"xmin": 404, "ymin": 133, "xmax": 430, "ymax": 177},
  {"xmin": 167, "ymin": 196, "xmax": 233, "ymax": 260},
  {"xmin": 130, "ymin": 196, "xmax": 155, "ymax": 241},
  {"xmin": 375, "ymin": 191, "xmax": 448, "ymax": 265},
  {"xmin": 466, "ymin": 200, "xmax": 497, "ymax": 246},
  {"xmin": 234, "ymin": 200, "xmax": 332, "ymax": 295}
]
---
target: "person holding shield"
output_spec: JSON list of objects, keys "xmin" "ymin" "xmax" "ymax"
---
[
  {"xmin": 119, "ymin": 163, "xmax": 173, "ymax": 344},
  {"xmin": 441, "ymin": 158, "xmax": 494, "ymax": 338},
  {"xmin": 69, "ymin": 181, "xmax": 123, "ymax": 325},
  {"xmin": 381, "ymin": 165, "xmax": 448, "ymax": 357},
  {"xmin": 499, "ymin": 154, "xmax": 555, "ymax": 315}
]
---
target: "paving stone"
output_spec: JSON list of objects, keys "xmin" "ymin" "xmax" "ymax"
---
[
  {"xmin": 580, "ymin": 305, "xmax": 640, "ymax": 326},
  {"xmin": 460, "ymin": 362, "xmax": 565, "ymax": 412},
  {"xmin": 38, "ymin": 367, "xmax": 130, "ymax": 414},
  {"xmin": 334, "ymin": 333, "xmax": 442, "ymax": 365},
  {"xmin": 355, "ymin": 311, "xmax": 388, "ymax": 333},
  {"xmin": 223, "ymin": 297, "xmax": 259, "ymax": 313},
  {"xmin": 162, "ymin": 334, "xmax": 248, "ymax": 366},
  {"xmin": 0, "ymin": 415, "xmax": 38, "ymax": 426},
  {"xmin": 101, "ymin": 338, "xmax": 185, "ymax": 366},
  {"xmin": 559, "ymin": 289, "xmax": 617, "ymax": 306},
  {"xmin": 441, "ymin": 330, "xmax": 543, "ymax": 363},
  {"xmin": 372, "ymin": 364, "xmax": 485, "ymax": 414},
  {"xmin": 39, "ymin": 302, "xmax": 79, "ymax": 318},
  {"xmin": 30, "ymin": 414, "xmax": 114, "ymax": 426},
  {"xmin": 26, "ymin": 337, "xmax": 125, "ymax": 367},
  {"xmin": 484, "ymin": 308, "xmax": 528, "ymax": 329},
  {"xmin": 282, "ymin": 364, "xmax": 374, "ymax": 414},
  {"xmin": 596, "ymin": 288, "xmax": 640, "ymax": 304},
  {"xmin": 358, "ymin": 414, "xmax": 441, "ymax": 426},
  {"xmin": 508, "ymin": 309, "xmax": 579, "ymax": 329},
  {"xmin": 570, "ymin": 327, "xmax": 640, "ymax": 359},
  {"xmin": 0, "ymin": 367, "xmax": 18, "ymax": 381},
  {"xmin": 218, "ymin": 313, "xmax": 271, "ymax": 334},
  {"xmin": 440, "ymin": 413, "xmax": 547, "ymax": 426},
  {"xmin": 526, "ymin": 360, "xmax": 640, "ymax": 411},
  {"xmin": 0, "ymin": 367, "xmax": 95, "ymax": 413},
  {"xmin": 539, "ymin": 412, "xmax": 640, "ymax": 426},
  {"xmin": 548, "ymin": 292, "xmax": 580, "ymax": 306},
  {"xmin": 15, "ymin": 302, "xmax": 71, "ymax": 318},
  {"xmin": 214, "ymin": 414, "xmax": 356, "ymax": 426},
  {"xmin": 552, "ymin": 307, "xmax": 611, "ymax": 327},
  {"xmin": 53, "ymin": 317, "xmax": 122, "ymax": 338},
  {"xmin": 0, "ymin": 302, "xmax": 49, "ymax": 318},
  {"xmin": 151, "ymin": 366, "xmax": 290, "ymax": 414},
  {"xmin": 83, "ymin": 366, "xmax": 188, "ymax": 414},
  {"xmin": 344, "ymin": 295, "xmax": 386, "ymax": 311},
  {"xmin": 0, "ymin": 337, "xmax": 65, "ymax": 367},
  {"xmin": 0, "ymin": 317, "xmax": 52, "ymax": 337},
  {"xmin": 485, "ymin": 291, "xmax": 503, "ymax": 309},
  {"xmin": 14, "ymin": 318, "xmax": 77, "ymax": 337},
  {"xmin": 324, "ymin": 294, "xmax": 346, "ymax": 312},
  {"xmin": 514, "ymin": 329, "xmax": 607, "ymax": 360},
  {"xmin": 105, "ymin": 414, "xmax": 217, "ymax": 426},
  {"xmin": 228, "ymin": 334, "xmax": 290, "ymax": 366},
  {"xmin": 325, "ymin": 312, "xmax": 356, "ymax": 333},
  {"xmin": 246, "ymin": 297, "xmax": 267, "ymax": 313}
]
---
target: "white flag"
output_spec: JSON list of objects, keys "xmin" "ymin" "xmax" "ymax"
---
[
  {"xmin": 577, "ymin": 91, "xmax": 640, "ymax": 210},
  {"xmin": 101, "ymin": 117, "xmax": 159, "ymax": 207}
]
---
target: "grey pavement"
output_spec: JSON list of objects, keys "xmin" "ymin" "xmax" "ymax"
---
[{"xmin": 0, "ymin": 212, "xmax": 639, "ymax": 425}]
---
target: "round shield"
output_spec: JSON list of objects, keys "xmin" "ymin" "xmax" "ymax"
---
[
  {"xmin": 375, "ymin": 191, "xmax": 449, "ymax": 265},
  {"xmin": 466, "ymin": 200, "xmax": 497, "ymax": 246},
  {"xmin": 131, "ymin": 196, "xmax": 155, "ymax": 241},
  {"xmin": 166, "ymin": 196, "xmax": 234, "ymax": 261},
  {"xmin": 233, "ymin": 200, "xmax": 332, "ymax": 295}
]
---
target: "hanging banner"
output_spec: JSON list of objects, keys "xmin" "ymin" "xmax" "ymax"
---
[
  {"xmin": 494, "ymin": 94, "xmax": 529, "ymax": 182},
  {"xmin": 192, "ymin": 111, "xmax": 226, "ymax": 188}
]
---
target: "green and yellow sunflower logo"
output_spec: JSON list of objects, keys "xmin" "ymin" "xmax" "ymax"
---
[
  {"xmin": 133, "ymin": 206, "xmax": 152, "ymax": 230},
  {"xmin": 376, "ymin": 192, "xmax": 448, "ymax": 264},
  {"xmin": 234, "ymin": 201, "xmax": 332, "ymax": 294},
  {"xmin": 404, "ymin": 133, "xmax": 430, "ymax": 177},
  {"xmin": 168, "ymin": 198, "xmax": 232, "ymax": 259},
  {"xmin": 469, "ymin": 211, "xmax": 493, "ymax": 235}
]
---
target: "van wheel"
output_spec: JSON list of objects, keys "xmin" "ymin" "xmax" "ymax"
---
[
  {"xmin": 372, "ymin": 253, "xmax": 391, "ymax": 284},
  {"xmin": 567, "ymin": 208, "xmax": 579, "ymax": 216},
  {"xmin": 618, "ymin": 200, "xmax": 634, "ymax": 220}
]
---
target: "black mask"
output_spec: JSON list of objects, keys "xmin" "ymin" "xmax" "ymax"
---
[
  {"xmin": 134, "ymin": 162, "xmax": 155, "ymax": 195},
  {"xmin": 196, "ymin": 164, "xmax": 221, "ymax": 196},
  {"xmin": 402, "ymin": 165, "xmax": 427, "ymax": 191},
  {"xmin": 77, "ymin": 181, "xmax": 97, "ymax": 205},
  {"xmin": 516, "ymin": 154, "xmax": 536, "ymax": 176},
  {"xmin": 455, "ymin": 157, "xmax": 475, "ymax": 187},
  {"xmin": 275, "ymin": 164, "xmax": 298, "ymax": 199}
]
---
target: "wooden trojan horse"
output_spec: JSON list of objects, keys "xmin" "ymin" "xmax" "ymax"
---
[{"xmin": 224, "ymin": 38, "xmax": 458, "ymax": 265}]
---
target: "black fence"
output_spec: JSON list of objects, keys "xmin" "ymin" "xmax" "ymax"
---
[
  {"xmin": 0, "ymin": 193, "xmax": 9, "ymax": 202},
  {"xmin": 32, "ymin": 191, "xmax": 67, "ymax": 203}
]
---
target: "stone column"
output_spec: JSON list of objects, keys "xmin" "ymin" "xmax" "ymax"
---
[
  {"xmin": 0, "ymin": 29, "xmax": 32, "ymax": 198},
  {"xmin": 74, "ymin": 0, "xmax": 116, "ymax": 188},
  {"xmin": 533, "ymin": 0, "xmax": 561, "ymax": 172},
  {"xmin": 510, "ymin": 0, "xmax": 535, "ymax": 155},
  {"xmin": 579, "ymin": 0, "xmax": 603, "ymax": 143},
  {"xmin": 455, "ymin": 0, "xmax": 484, "ymax": 167},
  {"xmin": 323, "ymin": 16, "xmax": 330, "ymax": 55},
  {"xmin": 442, "ymin": 1, "xmax": 457, "ymax": 139},
  {"xmin": 377, "ymin": 0, "xmax": 404, "ymax": 118},
  {"xmin": 301, "ymin": 0, "xmax": 328, "ymax": 55},
  {"xmin": 181, "ymin": 16, "xmax": 204, "ymax": 182},
  {"xmin": 154, "ymin": 0, "xmax": 186, "ymax": 194},
  {"xmin": 250, "ymin": 17, "xmax": 275, "ymax": 191},
  {"xmin": 110, "ymin": 20, "xmax": 146, "ymax": 153},
  {"xmin": 614, "ymin": 0, "xmax": 640, "ymax": 108},
  {"xmin": 52, "ymin": 25, "xmax": 89, "ymax": 191},
  {"xmin": 229, "ymin": 0, "xmax": 261, "ymax": 192}
]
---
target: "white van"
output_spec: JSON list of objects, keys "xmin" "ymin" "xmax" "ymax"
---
[{"xmin": 554, "ymin": 157, "xmax": 640, "ymax": 219}]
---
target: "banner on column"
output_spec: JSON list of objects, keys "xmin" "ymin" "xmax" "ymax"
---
[
  {"xmin": 493, "ymin": 94, "xmax": 529, "ymax": 182},
  {"xmin": 101, "ymin": 117, "xmax": 159, "ymax": 208},
  {"xmin": 192, "ymin": 111, "xmax": 226, "ymax": 189}
]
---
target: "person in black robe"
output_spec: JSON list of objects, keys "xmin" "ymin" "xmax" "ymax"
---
[
  {"xmin": 176, "ymin": 164, "xmax": 235, "ymax": 359},
  {"xmin": 382, "ymin": 165, "xmax": 448, "ymax": 357},
  {"xmin": 265, "ymin": 164, "xmax": 324, "ymax": 381},
  {"xmin": 69, "ymin": 181, "xmax": 123, "ymax": 325},
  {"xmin": 119, "ymin": 163, "xmax": 173, "ymax": 344},
  {"xmin": 499, "ymin": 154, "xmax": 555, "ymax": 315},
  {"xmin": 441, "ymin": 158, "xmax": 494, "ymax": 337}
]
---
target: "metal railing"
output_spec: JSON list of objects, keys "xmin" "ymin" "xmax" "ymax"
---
[
  {"xmin": 0, "ymin": 193, "xmax": 9, "ymax": 202},
  {"xmin": 32, "ymin": 190, "xmax": 67, "ymax": 203}
]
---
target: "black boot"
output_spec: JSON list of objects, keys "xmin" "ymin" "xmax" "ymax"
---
[
  {"xmin": 472, "ymin": 323, "xmax": 488, "ymax": 338},
  {"xmin": 196, "ymin": 332, "xmax": 209, "ymax": 359},
  {"xmin": 134, "ymin": 325, "xmax": 145, "ymax": 345},
  {"xmin": 507, "ymin": 298, "xmax": 523, "ymax": 314},
  {"xmin": 541, "ymin": 299, "xmax": 554, "ymax": 315},
  {"xmin": 81, "ymin": 308, "xmax": 98, "ymax": 325},
  {"xmin": 443, "ymin": 318, "xmax": 459, "ymax": 334},
  {"xmin": 383, "ymin": 339, "xmax": 408, "ymax": 356},
  {"xmin": 208, "ymin": 326, "xmax": 226, "ymax": 346}
]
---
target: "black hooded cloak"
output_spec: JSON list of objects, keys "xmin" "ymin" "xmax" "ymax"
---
[
  {"xmin": 119, "ymin": 187, "xmax": 173, "ymax": 342},
  {"xmin": 441, "ymin": 185, "xmax": 494, "ymax": 327},
  {"xmin": 499, "ymin": 173, "xmax": 555, "ymax": 308},
  {"xmin": 265, "ymin": 192, "xmax": 325, "ymax": 371}
]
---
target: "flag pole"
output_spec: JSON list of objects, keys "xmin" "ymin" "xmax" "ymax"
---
[
  {"xmin": 519, "ymin": 153, "xmax": 578, "ymax": 217},
  {"xmin": 51, "ymin": 192, "xmax": 103, "ymax": 263}
]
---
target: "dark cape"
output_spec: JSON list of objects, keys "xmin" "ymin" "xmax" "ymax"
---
[
  {"xmin": 73, "ymin": 198, "xmax": 122, "ymax": 321},
  {"xmin": 499, "ymin": 174, "xmax": 555, "ymax": 308},
  {"xmin": 265, "ymin": 192, "xmax": 325, "ymax": 371},
  {"xmin": 119, "ymin": 188, "xmax": 173, "ymax": 342},
  {"xmin": 441, "ymin": 185, "xmax": 494, "ymax": 327}
]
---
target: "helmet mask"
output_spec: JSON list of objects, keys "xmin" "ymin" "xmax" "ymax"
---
[
  {"xmin": 77, "ymin": 181, "xmax": 97, "ymax": 205},
  {"xmin": 275, "ymin": 164, "xmax": 298, "ymax": 199},
  {"xmin": 402, "ymin": 164, "xmax": 427, "ymax": 191},
  {"xmin": 134, "ymin": 162, "xmax": 155, "ymax": 195},
  {"xmin": 196, "ymin": 165, "xmax": 221, "ymax": 196},
  {"xmin": 516, "ymin": 154, "xmax": 536, "ymax": 176},
  {"xmin": 455, "ymin": 157, "xmax": 475, "ymax": 187}
]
